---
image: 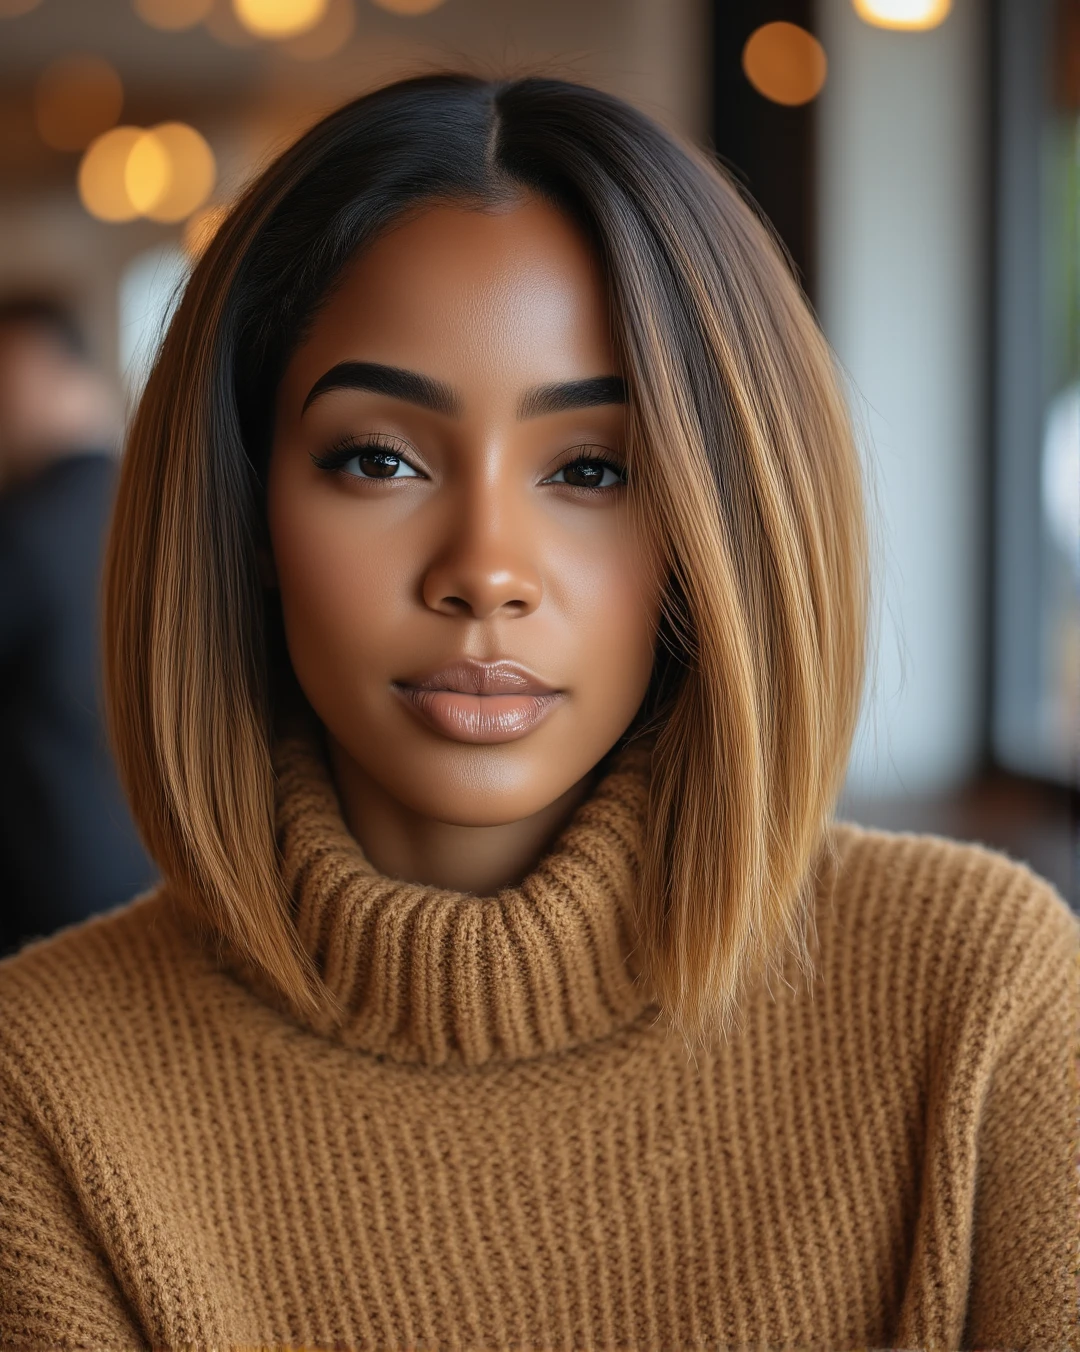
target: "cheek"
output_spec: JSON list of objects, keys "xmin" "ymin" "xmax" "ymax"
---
[
  {"xmin": 266, "ymin": 452, "xmax": 661, "ymax": 749},
  {"xmin": 266, "ymin": 472, "xmax": 409, "ymax": 679},
  {"xmin": 553, "ymin": 519, "xmax": 661, "ymax": 707}
]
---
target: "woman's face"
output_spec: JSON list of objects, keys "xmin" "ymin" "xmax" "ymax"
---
[{"xmin": 267, "ymin": 195, "xmax": 661, "ymax": 830}]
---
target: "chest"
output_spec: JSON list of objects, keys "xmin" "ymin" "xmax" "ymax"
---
[{"xmin": 87, "ymin": 1023, "xmax": 931, "ymax": 1348}]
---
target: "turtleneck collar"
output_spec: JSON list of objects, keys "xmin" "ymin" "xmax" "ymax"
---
[{"xmin": 271, "ymin": 730, "xmax": 658, "ymax": 1068}]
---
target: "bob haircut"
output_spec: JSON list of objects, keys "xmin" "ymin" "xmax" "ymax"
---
[{"xmin": 104, "ymin": 73, "xmax": 868, "ymax": 1042}]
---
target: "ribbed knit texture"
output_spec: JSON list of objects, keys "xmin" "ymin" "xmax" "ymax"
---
[{"xmin": 0, "ymin": 733, "xmax": 1077, "ymax": 1350}]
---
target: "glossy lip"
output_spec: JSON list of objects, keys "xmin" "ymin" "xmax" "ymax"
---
[{"xmin": 392, "ymin": 659, "xmax": 565, "ymax": 744}]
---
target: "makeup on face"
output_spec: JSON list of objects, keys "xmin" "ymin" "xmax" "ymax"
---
[
  {"xmin": 266, "ymin": 196, "xmax": 662, "ymax": 889},
  {"xmin": 298, "ymin": 360, "xmax": 625, "ymax": 750},
  {"xmin": 303, "ymin": 362, "xmax": 629, "ymax": 495},
  {"xmin": 391, "ymin": 658, "xmax": 565, "ymax": 744}
]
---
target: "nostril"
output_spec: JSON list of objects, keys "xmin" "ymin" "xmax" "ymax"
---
[
  {"xmin": 423, "ymin": 561, "xmax": 543, "ymax": 619},
  {"xmin": 439, "ymin": 594, "xmax": 531, "ymax": 617}
]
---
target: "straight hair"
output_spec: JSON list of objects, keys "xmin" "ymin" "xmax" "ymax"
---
[{"xmin": 103, "ymin": 73, "xmax": 869, "ymax": 1043}]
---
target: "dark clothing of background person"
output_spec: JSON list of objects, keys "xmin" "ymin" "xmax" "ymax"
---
[{"xmin": 0, "ymin": 451, "xmax": 154, "ymax": 955}]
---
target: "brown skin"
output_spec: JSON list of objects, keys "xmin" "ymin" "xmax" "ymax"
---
[{"xmin": 267, "ymin": 196, "xmax": 661, "ymax": 895}]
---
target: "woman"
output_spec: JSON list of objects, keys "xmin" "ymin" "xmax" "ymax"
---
[{"xmin": 0, "ymin": 74, "xmax": 1075, "ymax": 1350}]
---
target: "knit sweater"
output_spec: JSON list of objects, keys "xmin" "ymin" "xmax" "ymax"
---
[{"xmin": 0, "ymin": 735, "xmax": 1077, "ymax": 1351}]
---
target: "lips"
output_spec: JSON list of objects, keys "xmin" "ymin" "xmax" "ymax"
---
[{"xmin": 392, "ymin": 660, "xmax": 564, "ymax": 744}]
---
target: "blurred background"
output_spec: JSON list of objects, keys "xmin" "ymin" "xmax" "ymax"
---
[{"xmin": 0, "ymin": 0, "xmax": 1075, "ymax": 954}]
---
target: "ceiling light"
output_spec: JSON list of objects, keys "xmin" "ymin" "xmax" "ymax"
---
[
  {"xmin": 78, "ymin": 127, "xmax": 144, "ymax": 222},
  {"xmin": 742, "ymin": 22, "xmax": 828, "ymax": 107},
  {"xmin": 129, "ymin": 123, "xmax": 216, "ymax": 223},
  {"xmin": 279, "ymin": 0, "xmax": 353, "ymax": 57},
  {"xmin": 853, "ymin": 0, "xmax": 952, "ymax": 31},
  {"xmin": 232, "ymin": 0, "xmax": 327, "ymax": 37}
]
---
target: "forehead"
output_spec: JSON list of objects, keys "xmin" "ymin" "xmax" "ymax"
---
[{"xmin": 285, "ymin": 196, "xmax": 617, "ymax": 400}]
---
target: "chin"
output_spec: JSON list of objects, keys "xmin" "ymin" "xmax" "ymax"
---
[
  {"xmin": 381, "ymin": 744, "xmax": 579, "ymax": 826},
  {"xmin": 327, "ymin": 719, "xmax": 580, "ymax": 819}
]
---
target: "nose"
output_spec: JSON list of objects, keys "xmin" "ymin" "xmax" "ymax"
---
[{"xmin": 421, "ymin": 491, "xmax": 543, "ymax": 620}]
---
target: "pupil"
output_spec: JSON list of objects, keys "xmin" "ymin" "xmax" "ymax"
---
[
  {"xmin": 361, "ymin": 453, "xmax": 398, "ymax": 478},
  {"xmin": 566, "ymin": 461, "xmax": 603, "ymax": 487}
]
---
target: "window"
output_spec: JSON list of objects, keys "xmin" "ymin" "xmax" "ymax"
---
[
  {"xmin": 993, "ymin": 0, "xmax": 1079, "ymax": 786},
  {"xmin": 117, "ymin": 243, "xmax": 188, "ymax": 406}
]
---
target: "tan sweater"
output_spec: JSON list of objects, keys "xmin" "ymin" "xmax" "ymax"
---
[{"xmin": 0, "ymin": 735, "xmax": 1077, "ymax": 1351}]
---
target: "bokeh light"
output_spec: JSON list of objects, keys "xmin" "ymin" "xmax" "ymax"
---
[
  {"xmin": 34, "ymin": 55, "xmax": 124, "ymax": 153},
  {"xmin": 233, "ymin": 0, "xmax": 327, "ymax": 37},
  {"xmin": 124, "ymin": 130, "xmax": 171, "ymax": 215},
  {"xmin": 0, "ymin": 0, "xmax": 43, "ymax": 15},
  {"xmin": 853, "ymin": 0, "xmax": 952, "ymax": 29},
  {"xmin": 280, "ymin": 0, "xmax": 353, "ymax": 58},
  {"xmin": 183, "ymin": 201, "xmax": 230, "ymax": 257},
  {"xmin": 742, "ymin": 22, "xmax": 827, "ymax": 107},
  {"xmin": 859, "ymin": 0, "xmax": 951, "ymax": 28},
  {"xmin": 204, "ymin": 0, "xmax": 259, "ymax": 45},
  {"xmin": 78, "ymin": 126, "xmax": 144, "ymax": 222},
  {"xmin": 130, "ymin": 123, "xmax": 216, "ymax": 222},
  {"xmin": 134, "ymin": 0, "xmax": 214, "ymax": 30},
  {"xmin": 370, "ymin": 0, "xmax": 446, "ymax": 14},
  {"xmin": 78, "ymin": 122, "xmax": 215, "ymax": 225}
]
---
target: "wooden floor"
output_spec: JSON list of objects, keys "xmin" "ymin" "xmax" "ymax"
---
[{"xmin": 840, "ymin": 772, "xmax": 1078, "ymax": 912}]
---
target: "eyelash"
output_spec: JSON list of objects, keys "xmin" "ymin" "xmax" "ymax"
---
[
  {"xmin": 310, "ymin": 435, "xmax": 414, "ymax": 475},
  {"xmin": 310, "ymin": 436, "xmax": 628, "ymax": 490}
]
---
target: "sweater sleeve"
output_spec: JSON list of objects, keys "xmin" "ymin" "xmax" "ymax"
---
[
  {"xmin": 962, "ymin": 887, "xmax": 1080, "ymax": 1351},
  {"xmin": 0, "ymin": 1077, "xmax": 145, "ymax": 1351}
]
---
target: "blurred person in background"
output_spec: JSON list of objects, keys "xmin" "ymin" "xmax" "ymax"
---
[{"xmin": 0, "ymin": 295, "xmax": 154, "ymax": 956}]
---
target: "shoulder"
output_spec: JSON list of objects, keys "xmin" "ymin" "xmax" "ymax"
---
[
  {"xmin": 814, "ymin": 821, "xmax": 1078, "ymax": 1027},
  {"xmin": 823, "ymin": 818, "xmax": 1076, "ymax": 943},
  {"xmin": 1, "ymin": 884, "xmax": 188, "ymax": 989},
  {"xmin": 0, "ymin": 887, "xmax": 216, "ymax": 1100}
]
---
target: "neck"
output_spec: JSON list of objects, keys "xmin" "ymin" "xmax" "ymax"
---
[
  {"xmin": 327, "ymin": 737, "xmax": 597, "ymax": 895},
  {"xmin": 269, "ymin": 728, "xmax": 655, "ymax": 1064}
]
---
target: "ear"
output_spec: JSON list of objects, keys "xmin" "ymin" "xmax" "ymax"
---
[{"xmin": 257, "ymin": 543, "xmax": 278, "ymax": 589}]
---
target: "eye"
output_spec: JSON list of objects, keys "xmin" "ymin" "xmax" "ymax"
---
[
  {"xmin": 343, "ymin": 450, "xmax": 421, "ymax": 480},
  {"xmin": 545, "ymin": 456, "xmax": 626, "ymax": 490},
  {"xmin": 310, "ymin": 438, "xmax": 424, "ymax": 480}
]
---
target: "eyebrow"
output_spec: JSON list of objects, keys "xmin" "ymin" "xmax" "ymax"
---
[
  {"xmin": 303, "ymin": 362, "xmax": 459, "ymax": 416},
  {"xmin": 301, "ymin": 361, "xmax": 627, "ymax": 420},
  {"xmin": 516, "ymin": 375, "xmax": 627, "ymax": 419}
]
